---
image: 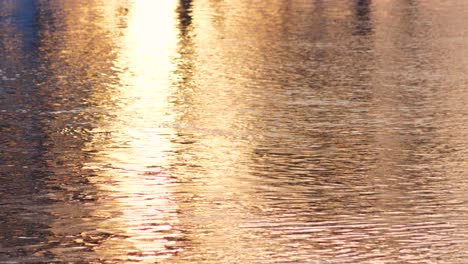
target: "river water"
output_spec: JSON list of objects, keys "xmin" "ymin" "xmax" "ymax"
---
[{"xmin": 1, "ymin": 0, "xmax": 467, "ymax": 263}]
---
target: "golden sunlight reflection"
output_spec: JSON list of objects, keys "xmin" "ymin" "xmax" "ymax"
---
[
  {"xmin": 3, "ymin": 0, "xmax": 468, "ymax": 263},
  {"xmin": 86, "ymin": 1, "xmax": 181, "ymax": 261}
]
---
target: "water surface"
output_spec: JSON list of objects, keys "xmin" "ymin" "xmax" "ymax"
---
[{"xmin": 1, "ymin": 0, "xmax": 468, "ymax": 263}]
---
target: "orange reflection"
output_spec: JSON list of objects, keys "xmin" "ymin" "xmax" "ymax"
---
[{"xmin": 87, "ymin": 1, "xmax": 181, "ymax": 262}]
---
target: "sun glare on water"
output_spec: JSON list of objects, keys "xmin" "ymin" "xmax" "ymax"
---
[{"xmin": 90, "ymin": 1, "xmax": 181, "ymax": 262}]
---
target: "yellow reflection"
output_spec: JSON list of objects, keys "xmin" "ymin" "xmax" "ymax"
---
[{"xmin": 90, "ymin": 0, "xmax": 181, "ymax": 261}]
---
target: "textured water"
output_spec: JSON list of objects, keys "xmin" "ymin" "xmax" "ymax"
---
[{"xmin": 1, "ymin": 0, "xmax": 468, "ymax": 263}]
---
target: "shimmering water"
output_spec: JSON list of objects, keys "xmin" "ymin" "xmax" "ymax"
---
[{"xmin": 1, "ymin": 0, "xmax": 468, "ymax": 263}]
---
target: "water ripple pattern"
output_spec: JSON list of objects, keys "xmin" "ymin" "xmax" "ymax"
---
[{"xmin": 0, "ymin": 0, "xmax": 467, "ymax": 263}]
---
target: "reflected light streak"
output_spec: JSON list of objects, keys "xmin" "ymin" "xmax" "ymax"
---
[{"xmin": 90, "ymin": 1, "xmax": 181, "ymax": 261}]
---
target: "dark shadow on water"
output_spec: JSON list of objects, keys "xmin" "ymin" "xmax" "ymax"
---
[
  {"xmin": 1, "ymin": 1, "xmax": 126, "ymax": 261},
  {"xmin": 0, "ymin": 1, "xmax": 55, "ymax": 261},
  {"xmin": 177, "ymin": 0, "xmax": 193, "ymax": 35},
  {"xmin": 354, "ymin": 0, "xmax": 372, "ymax": 36}
]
